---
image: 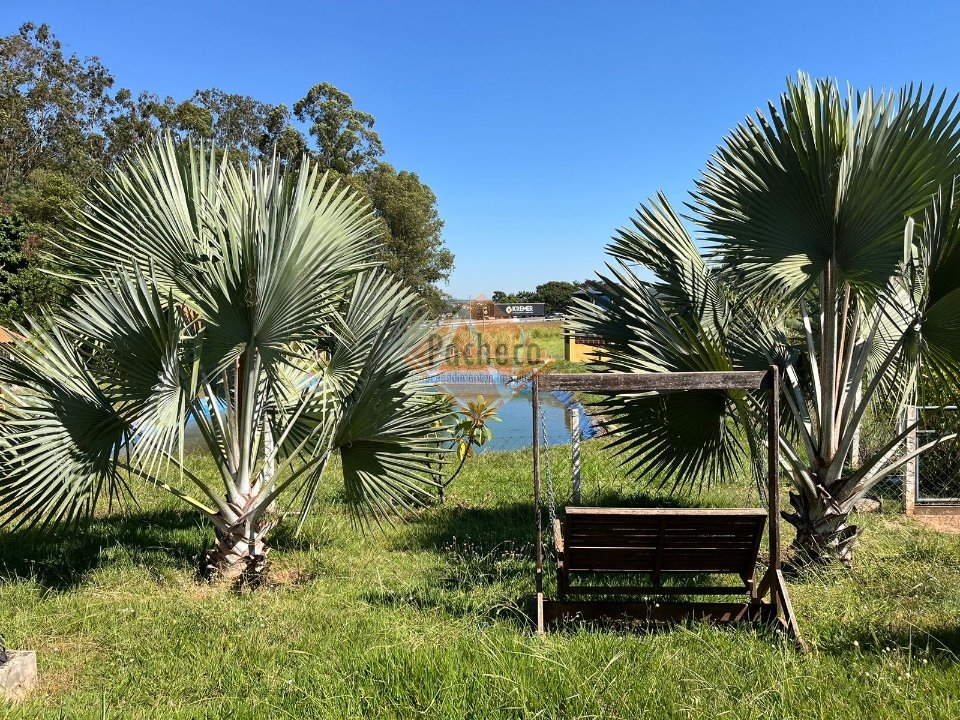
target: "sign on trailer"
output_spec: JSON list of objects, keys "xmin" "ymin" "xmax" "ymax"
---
[{"xmin": 494, "ymin": 303, "xmax": 544, "ymax": 318}]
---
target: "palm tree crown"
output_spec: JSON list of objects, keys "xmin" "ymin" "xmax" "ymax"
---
[{"xmin": 0, "ymin": 137, "xmax": 447, "ymax": 579}]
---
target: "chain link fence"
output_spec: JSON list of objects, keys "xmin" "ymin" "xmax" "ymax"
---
[
  {"xmin": 446, "ymin": 388, "xmax": 960, "ymax": 511},
  {"xmin": 430, "ymin": 397, "xmax": 960, "ymax": 524},
  {"xmin": 914, "ymin": 406, "xmax": 960, "ymax": 504},
  {"xmin": 854, "ymin": 407, "xmax": 908, "ymax": 505}
]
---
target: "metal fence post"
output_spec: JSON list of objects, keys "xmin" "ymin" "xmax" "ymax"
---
[
  {"xmin": 570, "ymin": 407, "xmax": 581, "ymax": 505},
  {"xmin": 905, "ymin": 404, "xmax": 917, "ymax": 515}
]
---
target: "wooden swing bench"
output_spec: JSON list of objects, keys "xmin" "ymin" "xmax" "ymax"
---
[{"xmin": 531, "ymin": 369, "xmax": 805, "ymax": 651}]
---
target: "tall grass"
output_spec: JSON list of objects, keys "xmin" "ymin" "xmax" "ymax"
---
[{"xmin": 3, "ymin": 439, "xmax": 960, "ymax": 718}]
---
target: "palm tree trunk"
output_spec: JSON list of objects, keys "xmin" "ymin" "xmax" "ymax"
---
[
  {"xmin": 784, "ymin": 487, "xmax": 859, "ymax": 566},
  {"xmin": 199, "ymin": 513, "xmax": 273, "ymax": 585}
]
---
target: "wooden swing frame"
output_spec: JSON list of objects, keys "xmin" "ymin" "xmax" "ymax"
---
[{"xmin": 531, "ymin": 367, "xmax": 805, "ymax": 651}]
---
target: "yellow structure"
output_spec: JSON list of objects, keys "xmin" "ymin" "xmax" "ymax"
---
[{"xmin": 564, "ymin": 331, "xmax": 608, "ymax": 363}]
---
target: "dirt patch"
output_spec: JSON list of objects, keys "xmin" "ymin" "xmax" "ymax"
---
[
  {"xmin": 913, "ymin": 514, "xmax": 960, "ymax": 534},
  {"xmin": 30, "ymin": 635, "xmax": 99, "ymax": 699},
  {"xmin": 263, "ymin": 564, "xmax": 315, "ymax": 588}
]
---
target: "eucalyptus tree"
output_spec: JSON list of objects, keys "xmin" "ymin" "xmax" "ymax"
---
[
  {"xmin": 0, "ymin": 137, "xmax": 447, "ymax": 582},
  {"xmin": 569, "ymin": 75, "xmax": 960, "ymax": 565}
]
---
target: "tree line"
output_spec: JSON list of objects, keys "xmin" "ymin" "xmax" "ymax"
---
[
  {"xmin": 0, "ymin": 22, "xmax": 454, "ymax": 322},
  {"xmin": 491, "ymin": 280, "xmax": 583, "ymax": 315}
]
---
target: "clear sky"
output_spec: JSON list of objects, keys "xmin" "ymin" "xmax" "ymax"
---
[{"xmin": 2, "ymin": 1, "xmax": 957, "ymax": 299}]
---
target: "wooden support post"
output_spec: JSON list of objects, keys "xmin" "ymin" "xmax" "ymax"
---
[
  {"xmin": 767, "ymin": 365, "xmax": 782, "ymax": 615},
  {"xmin": 767, "ymin": 365, "xmax": 781, "ymax": 567}
]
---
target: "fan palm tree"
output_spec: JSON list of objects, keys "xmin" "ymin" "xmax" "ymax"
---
[
  {"xmin": 569, "ymin": 75, "xmax": 960, "ymax": 565},
  {"xmin": 0, "ymin": 137, "xmax": 447, "ymax": 582}
]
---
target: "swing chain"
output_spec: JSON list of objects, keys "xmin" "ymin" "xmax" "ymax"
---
[{"xmin": 539, "ymin": 406, "xmax": 558, "ymax": 528}]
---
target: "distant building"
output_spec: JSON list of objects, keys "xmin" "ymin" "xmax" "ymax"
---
[
  {"xmin": 570, "ymin": 287, "xmax": 608, "ymax": 306},
  {"xmin": 0, "ymin": 326, "xmax": 19, "ymax": 343},
  {"xmin": 493, "ymin": 302, "xmax": 544, "ymax": 318}
]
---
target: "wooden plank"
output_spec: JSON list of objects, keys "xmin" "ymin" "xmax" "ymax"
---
[
  {"xmin": 537, "ymin": 370, "xmax": 770, "ymax": 393},
  {"xmin": 567, "ymin": 547, "xmax": 756, "ymax": 561},
  {"xmin": 566, "ymin": 541, "xmax": 758, "ymax": 552},
  {"xmin": 772, "ymin": 569, "xmax": 808, "ymax": 654},
  {"xmin": 565, "ymin": 507, "xmax": 767, "ymax": 517},
  {"xmin": 563, "ymin": 585, "xmax": 749, "ymax": 596},
  {"xmin": 566, "ymin": 561, "xmax": 754, "ymax": 575}
]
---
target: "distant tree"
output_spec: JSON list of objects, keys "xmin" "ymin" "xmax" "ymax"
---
[
  {"xmin": 0, "ymin": 22, "xmax": 126, "ymax": 315},
  {"xmin": 535, "ymin": 280, "xmax": 580, "ymax": 314},
  {"xmin": 0, "ymin": 22, "xmax": 118, "ymax": 214},
  {"xmin": 0, "ymin": 25, "xmax": 454, "ymax": 318},
  {"xmin": 189, "ymin": 89, "xmax": 275, "ymax": 159},
  {"xmin": 259, "ymin": 104, "xmax": 308, "ymax": 168},
  {"xmin": 103, "ymin": 89, "xmax": 161, "ymax": 164},
  {"xmin": 490, "ymin": 283, "xmax": 581, "ymax": 312},
  {"xmin": 106, "ymin": 88, "xmax": 312, "ymax": 172},
  {"xmin": 0, "ymin": 208, "xmax": 64, "ymax": 325},
  {"xmin": 294, "ymin": 82, "xmax": 384, "ymax": 174},
  {"xmin": 364, "ymin": 162, "xmax": 453, "ymax": 315}
]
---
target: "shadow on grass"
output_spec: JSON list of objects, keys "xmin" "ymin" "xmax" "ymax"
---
[
  {"xmin": 399, "ymin": 491, "xmax": 705, "ymax": 553},
  {"xmin": 366, "ymin": 490, "xmax": 756, "ymax": 627},
  {"xmin": 0, "ymin": 507, "xmax": 208, "ymax": 591}
]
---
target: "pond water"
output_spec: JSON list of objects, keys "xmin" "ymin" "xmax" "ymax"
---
[
  {"xmin": 430, "ymin": 371, "xmax": 598, "ymax": 453},
  {"xmin": 178, "ymin": 373, "xmax": 597, "ymax": 454}
]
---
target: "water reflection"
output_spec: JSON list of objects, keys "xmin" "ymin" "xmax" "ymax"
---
[{"xmin": 430, "ymin": 371, "xmax": 597, "ymax": 453}]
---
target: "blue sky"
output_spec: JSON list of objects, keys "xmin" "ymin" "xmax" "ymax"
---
[{"xmin": 2, "ymin": 1, "xmax": 957, "ymax": 298}]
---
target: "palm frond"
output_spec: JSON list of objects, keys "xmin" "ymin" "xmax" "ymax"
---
[
  {"xmin": 698, "ymin": 74, "xmax": 960, "ymax": 301},
  {"xmin": 0, "ymin": 320, "xmax": 131, "ymax": 528}
]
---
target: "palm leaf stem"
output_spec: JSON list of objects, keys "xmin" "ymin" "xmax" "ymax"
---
[
  {"xmin": 800, "ymin": 298, "xmax": 822, "ymax": 425},
  {"xmin": 260, "ymin": 447, "xmax": 334, "ymax": 530},
  {"xmin": 826, "ymin": 331, "xmax": 909, "ymax": 486},
  {"xmin": 119, "ymin": 463, "xmax": 224, "ymax": 525},
  {"xmin": 236, "ymin": 350, "xmax": 260, "ymax": 494},
  {"xmin": 835, "ymin": 297, "xmax": 862, "ymax": 418},
  {"xmin": 781, "ymin": 362, "xmax": 819, "ymax": 462},
  {"xmin": 832, "ymin": 298, "xmax": 894, "ymax": 471},
  {"xmin": 250, "ymin": 415, "xmax": 339, "ymax": 517},
  {"xmin": 190, "ymin": 392, "xmax": 240, "ymax": 497},
  {"xmin": 780, "ymin": 433, "xmax": 818, "ymax": 496},
  {"xmin": 836, "ymin": 285, "xmax": 853, "ymax": 400},
  {"xmin": 819, "ymin": 260, "xmax": 839, "ymax": 460},
  {"xmin": 842, "ymin": 431, "xmax": 956, "ymax": 504},
  {"xmin": 152, "ymin": 449, "xmax": 235, "ymax": 519}
]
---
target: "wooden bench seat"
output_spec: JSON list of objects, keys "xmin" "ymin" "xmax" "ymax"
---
[
  {"xmin": 531, "ymin": 369, "xmax": 805, "ymax": 651},
  {"xmin": 554, "ymin": 507, "xmax": 767, "ymax": 597}
]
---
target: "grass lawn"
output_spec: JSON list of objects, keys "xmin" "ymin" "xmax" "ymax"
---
[{"xmin": 3, "ymin": 439, "xmax": 960, "ymax": 719}]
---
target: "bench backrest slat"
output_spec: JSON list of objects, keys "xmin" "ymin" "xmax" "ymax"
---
[{"xmin": 563, "ymin": 507, "xmax": 766, "ymax": 576}]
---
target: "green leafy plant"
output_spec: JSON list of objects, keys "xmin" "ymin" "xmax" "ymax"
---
[
  {"xmin": 437, "ymin": 395, "xmax": 500, "ymax": 501},
  {"xmin": 0, "ymin": 136, "xmax": 447, "ymax": 584},
  {"xmin": 569, "ymin": 74, "xmax": 960, "ymax": 565}
]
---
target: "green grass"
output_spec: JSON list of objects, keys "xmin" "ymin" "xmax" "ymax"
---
[
  {"xmin": 525, "ymin": 320, "xmax": 586, "ymax": 374},
  {"xmin": 4, "ymin": 444, "xmax": 960, "ymax": 718}
]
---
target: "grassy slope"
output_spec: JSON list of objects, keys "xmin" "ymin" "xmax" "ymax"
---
[
  {"xmin": 2, "ymin": 441, "xmax": 960, "ymax": 719},
  {"xmin": 3, "ymin": 323, "xmax": 958, "ymax": 718}
]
